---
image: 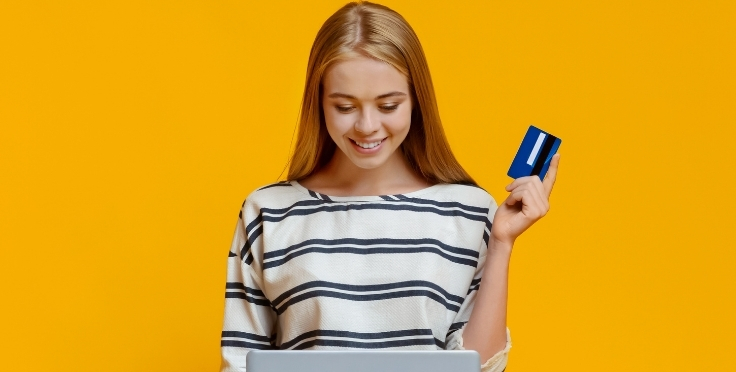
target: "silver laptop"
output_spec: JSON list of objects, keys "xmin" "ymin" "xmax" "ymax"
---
[{"xmin": 246, "ymin": 350, "xmax": 480, "ymax": 372}]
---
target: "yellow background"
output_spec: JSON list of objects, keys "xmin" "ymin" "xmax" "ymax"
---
[{"xmin": 1, "ymin": 0, "xmax": 734, "ymax": 370}]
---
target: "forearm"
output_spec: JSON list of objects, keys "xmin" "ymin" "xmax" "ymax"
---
[{"xmin": 461, "ymin": 239, "xmax": 512, "ymax": 362}]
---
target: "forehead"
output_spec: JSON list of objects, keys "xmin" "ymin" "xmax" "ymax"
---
[{"xmin": 323, "ymin": 56, "xmax": 409, "ymax": 97}]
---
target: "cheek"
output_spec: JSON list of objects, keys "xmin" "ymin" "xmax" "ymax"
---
[
  {"xmin": 323, "ymin": 108, "xmax": 353, "ymax": 137},
  {"xmin": 384, "ymin": 106, "xmax": 413, "ymax": 136}
]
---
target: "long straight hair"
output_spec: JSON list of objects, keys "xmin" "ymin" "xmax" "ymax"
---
[{"xmin": 287, "ymin": 1, "xmax": 476, "ymax": 186}]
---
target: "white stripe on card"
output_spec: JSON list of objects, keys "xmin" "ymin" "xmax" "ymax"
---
[{"xmin": 527, "ymin": 132, "xmax": 547, "ymax": 166}]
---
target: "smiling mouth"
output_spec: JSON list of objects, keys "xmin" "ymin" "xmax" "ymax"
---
[{"xmin": 350, "ymin": 138, "xmax": 385, "ymax": 149}]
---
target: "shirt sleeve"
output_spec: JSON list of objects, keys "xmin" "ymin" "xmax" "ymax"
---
[
  {"xmin": 220, "ymin": 202, "xmax": 277, "ymax": 372},
  {"xmin": 444, "ymin": 195, "xmax": 511, "ymax": 372}
]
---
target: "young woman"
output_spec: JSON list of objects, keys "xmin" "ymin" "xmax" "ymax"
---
[{"xmin": 220, "ymin": 2, "xmax": 560, "ymax": 371}]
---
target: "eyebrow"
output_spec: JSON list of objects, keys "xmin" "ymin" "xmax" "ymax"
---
[{"xmin": 327, "ymin": 91, "xmax": 408, "ymax": 100}]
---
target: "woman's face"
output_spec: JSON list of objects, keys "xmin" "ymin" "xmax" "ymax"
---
[{"xmin": 321, "ymin": 55, "xmax": 413, "ymax": 170}]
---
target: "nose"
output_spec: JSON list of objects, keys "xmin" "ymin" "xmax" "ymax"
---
[{"xmin": 354, "ymin": 107, "xmax": 380, "ymax": 134}]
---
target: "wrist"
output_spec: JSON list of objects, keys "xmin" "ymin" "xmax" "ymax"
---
[{"xmin": 488, "ymin": 238, "xmax": 514, "ymax": 258}]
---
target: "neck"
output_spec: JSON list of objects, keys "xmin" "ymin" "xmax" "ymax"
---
[{"xmin": 316, "ymin": 147, "xmax": 427, "ymax": 196}]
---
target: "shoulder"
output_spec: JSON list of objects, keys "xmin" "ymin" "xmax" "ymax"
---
[
  {"xmin": 420, "ymin": 182, "xmax": 496, "ymax": 209},
  {"xmin": 240, "ymin": 181, "xmax": 308, "ymax": 212}
]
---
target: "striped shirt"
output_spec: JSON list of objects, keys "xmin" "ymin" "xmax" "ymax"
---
[{"xmin": 220, "ymin": 181, "xmax": 511, "ymax": 372}]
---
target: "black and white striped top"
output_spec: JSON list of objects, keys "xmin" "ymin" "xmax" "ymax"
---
[{"xmin": 220, "ymin": 180, "xmax": 510, "ymax": 371}]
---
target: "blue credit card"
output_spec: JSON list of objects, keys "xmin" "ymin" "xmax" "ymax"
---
[{"xmin": 508, "ymin": 125, "xmax": 561, "ymax": 180}]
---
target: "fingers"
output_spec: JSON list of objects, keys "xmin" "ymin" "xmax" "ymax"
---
[
  {"xmin": 543, "ymin": 153, "xmax": 561, "ymax": 197},
  {"xmin": 504, "ymin": 181, "xmax": 549, "ymax": 219},
  {"xmin": 505, "ymin": 158, "xmax": 557, "ymax": 217},
  {"xmin": 505, "ymin": 176, "xmax": 533, "ymax": 192},
  {"xmin": 506, "ymin": 175, "xmax": 545, "ymax": 196}
]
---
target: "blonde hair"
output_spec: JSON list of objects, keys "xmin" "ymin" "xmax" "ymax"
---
[{"xmin": 287, "ymin": 1, "xmax": 476, "ymax": 186}]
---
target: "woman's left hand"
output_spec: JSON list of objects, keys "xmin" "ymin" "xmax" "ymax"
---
[{"xmin": 490, "ymin": 153, "xmax": 561, "ymax": 250}]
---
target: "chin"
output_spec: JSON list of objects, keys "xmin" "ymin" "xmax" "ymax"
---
[{"xmin": 349, "ymin": 157, "xmax": 389, "ymax": 170}]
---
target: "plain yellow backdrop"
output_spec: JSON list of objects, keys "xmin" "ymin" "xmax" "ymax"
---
[{"xmin": 1, "ymin": 0, "xmax": 734, "ymax": 371}]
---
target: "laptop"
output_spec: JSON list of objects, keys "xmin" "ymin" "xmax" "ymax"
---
[{"xmin": 246, "ymin": 350, "xmax": 481, "ymax": 372}]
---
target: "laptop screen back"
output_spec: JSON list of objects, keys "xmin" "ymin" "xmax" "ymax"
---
[{"xmin": 246, "ymin": 350, "xmax": 480, "ymax": 372}]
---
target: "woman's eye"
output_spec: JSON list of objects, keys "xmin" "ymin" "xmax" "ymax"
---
[
  {"xmin": 381, "ymin": 105, "xmax": 399, "ymax": 112},
  {"xmin": 336, "ymin": 106, "xmax": 354, "ymax": 113}
]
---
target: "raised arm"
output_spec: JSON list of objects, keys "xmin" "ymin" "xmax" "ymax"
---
[{"xmin": 462, "ymin": 154, "xmax": 561, "ymax": 364}]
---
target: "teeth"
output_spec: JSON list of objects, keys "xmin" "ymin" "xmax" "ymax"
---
[{"xmin": 354, "ymin": 140, "xmax": 382, "ymax": 149}]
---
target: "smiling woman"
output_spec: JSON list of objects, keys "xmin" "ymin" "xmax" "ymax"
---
[
  {"xmin": 219, "ymin": 1, "xmax": 559, "ymax": 372},
  {"xmin": 324, "ymin": 58, "xmax": 412, "ymax": 163},
  {"xmin": 286, "ymin": 0, "xmax": 475, "ymax": 187},
  {"xmin": 305, "ymin": 56, "xmax": 425, "ymax": 194}
]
